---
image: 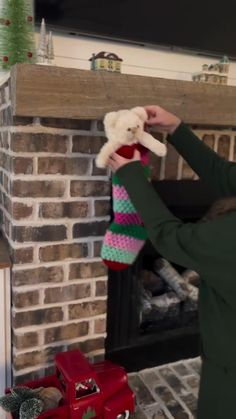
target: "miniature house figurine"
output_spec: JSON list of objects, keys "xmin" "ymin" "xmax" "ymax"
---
[
  {"xmin": 219, "ymin": 55, "xmax": 230, "ymax": 73},
  {"xmin": 192, "ymin": 56, "xmax": 230, "ymax": 85},
  {"xmin": 89, "ymin": 51, "xmax": 123, "ymax": 72}
]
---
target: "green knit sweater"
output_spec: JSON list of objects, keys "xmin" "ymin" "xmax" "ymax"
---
[{"xmin": 117, "ymin": 123, "xmax": 236, "ymax": 367}]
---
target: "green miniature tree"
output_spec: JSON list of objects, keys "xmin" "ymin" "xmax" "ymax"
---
[
  {"xmin": 0, "ymin": 0, "xmax": 36, "ymax": 70},
  {"xmin": 82, "ymin": 407, "xmax": 96, "ymax": 419},
  {"xmin": 19, "ymin": 398, "xmax": 44, "ymax": 419},
  {"xmin": 0, "ymin": 386, "xmax": 43, "ymax": 419}
]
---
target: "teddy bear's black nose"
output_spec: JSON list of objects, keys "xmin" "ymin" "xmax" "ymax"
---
[{"xmin": 130, "ymin": 127, "xmax": 138, "ymax": 134}]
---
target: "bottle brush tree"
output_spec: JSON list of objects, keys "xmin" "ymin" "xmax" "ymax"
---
[
  {"xmin": 82, "ymin": 407, "xmax": 96, "ymax": 419},
  {"xmin": 0, "ymin": 386, "xmax": 44, "ymax": 418},
  {"xmin": 0, "ymin": 0, "xmax": 36, "ymax": 70}
]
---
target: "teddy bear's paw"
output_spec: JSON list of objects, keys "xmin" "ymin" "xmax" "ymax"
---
[
  {"xmin": 158, "ymin": 143, "xmax": 167, "ymax": 157},
  {"xmin": 96, "ymin": 155, "xmax": 107, "ymax": 168}
]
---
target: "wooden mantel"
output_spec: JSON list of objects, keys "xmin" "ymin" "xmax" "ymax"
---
[{"xmin": 9, "ymin": 63, "xmax": 236, "ymax": 126}]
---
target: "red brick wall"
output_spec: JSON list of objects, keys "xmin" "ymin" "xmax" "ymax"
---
[
  {"xmin": 150, "ymin": 129, "xmax": 236, "ymax": 180},
  {"xmin": 0, "ymin": 81, "xmax": 110, "ymax": 384}
]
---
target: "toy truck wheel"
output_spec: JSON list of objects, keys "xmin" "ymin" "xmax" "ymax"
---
[{"xmin": 116, "ymin": 411, "xmax": 130, "ymax": 419}]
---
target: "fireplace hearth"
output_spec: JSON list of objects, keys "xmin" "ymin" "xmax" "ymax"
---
[{"xmin": 105, "ymin": 179, "xmax": 216, "ymax": 371}]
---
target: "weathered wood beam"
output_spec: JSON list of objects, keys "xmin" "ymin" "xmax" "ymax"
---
[{"xmin": 10, "ymin": 64, "xmax": 236, "ymax": 126}]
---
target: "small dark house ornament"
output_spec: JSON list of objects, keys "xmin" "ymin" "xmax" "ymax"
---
[{"xmin": 89, "ymin": 51, "xmax": 123, "ymax": 72}]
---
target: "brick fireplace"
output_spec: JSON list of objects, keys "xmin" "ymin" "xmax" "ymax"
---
[{"xmin": 1, "ymin": 64, "xmax": 236, "ymax": 384}]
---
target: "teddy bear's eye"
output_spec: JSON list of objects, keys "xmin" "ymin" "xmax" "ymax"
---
[
  {"xmin": 127, "ymin": 128, "xmax": 131, "ymax": 131},
  {"xmin": 137, "ymin": 125, "xmax": 140, "ymax": 128}
]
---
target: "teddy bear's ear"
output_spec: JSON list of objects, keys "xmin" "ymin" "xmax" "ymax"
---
[
  {"xmin": 131, "ymin": 107, "xmax": 147, "ymax": 122},
  {"xmin": 103, "ymin": 112, "xmax": 117, "ymax": 129}
]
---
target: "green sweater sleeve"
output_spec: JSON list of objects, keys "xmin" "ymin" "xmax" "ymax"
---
[
  {"xmin": 169, "ymin": 123, "xmax": 236, "ymax": 197},
  {"xmin": 117, "ymin": 162, "xmax": 236, "ymax": 294}
]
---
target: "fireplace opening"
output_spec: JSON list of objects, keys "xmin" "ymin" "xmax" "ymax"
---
[{"xmin": 105, "ymin": 180, "xmax": 217, "ymax": 372}]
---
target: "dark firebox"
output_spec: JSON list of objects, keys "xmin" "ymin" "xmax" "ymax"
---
[{"xmin": 105, "ymin": 180, "xmax": 216, "ymax": 372}]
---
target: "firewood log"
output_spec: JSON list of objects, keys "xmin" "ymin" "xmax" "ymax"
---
[
  {"xmin": 181, "ymin": 268, "xmax": 200, "ymax": 287},
  {"xmin": 153, "ymin": 258, "xmax": 189, "ymax": 301},
  {"xmin": 153, "ymin": 258, "xmax": 199, "ymax": 306}
]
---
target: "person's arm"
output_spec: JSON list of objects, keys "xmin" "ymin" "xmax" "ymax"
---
[
  {"xmin": 169, "ymin": 123, "xmax": 236, "ymax": 197},
  {"xmin": 117, "ymin": 162, "xmax": 236, "ymax": 299}
]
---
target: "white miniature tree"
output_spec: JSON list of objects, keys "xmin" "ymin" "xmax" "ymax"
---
[
  {"xmin": 37, "ymin": 18, "xmax": 47, "ymax": 64},
  {"xmin": 47, "ymin": 31, "xmax": 54, "ymax": 65}
]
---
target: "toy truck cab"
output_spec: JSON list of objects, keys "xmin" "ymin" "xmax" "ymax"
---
[{"xmin": 55, "ymin": 350, "xmax": 135, "ymax": 419}]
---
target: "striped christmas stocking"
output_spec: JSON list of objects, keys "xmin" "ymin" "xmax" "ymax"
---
[{"xmin": 101, "ymin": 144, "xmax": 150, "ymax": 270}]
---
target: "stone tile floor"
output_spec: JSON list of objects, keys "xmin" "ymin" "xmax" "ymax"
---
[{"xmin": 128, "ymin": 357, "xmax": 201, "ymax": 418}]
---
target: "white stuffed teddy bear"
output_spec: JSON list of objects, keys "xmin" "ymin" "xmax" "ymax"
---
[{"xmin": 96, "ymin": 106, "xmax": 167, "ymax": 168}]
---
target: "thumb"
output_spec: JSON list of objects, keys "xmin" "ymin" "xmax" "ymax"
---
[
  {"xmin": 145, "ymin": 118, "xmax": 151, "ymax": 124},
  {"xmin": 133, "ymin": 149, "xmax": 141, "ymax": 160},
  {"xmin": 145, "ymin": 116, "xmax": 157, "ymax": 125}
]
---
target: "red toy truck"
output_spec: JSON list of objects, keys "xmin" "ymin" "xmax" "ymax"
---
[{"xmin": 7, "ymin": 349, "xmax": 135, "ymax": 419}]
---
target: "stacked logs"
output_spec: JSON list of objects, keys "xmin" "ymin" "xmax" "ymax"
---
[{"xmin": 140, "ymin": 258, "xmax": 200, "ymax": 329}]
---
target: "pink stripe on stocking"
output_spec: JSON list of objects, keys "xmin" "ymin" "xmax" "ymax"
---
[
  {"xmin": 115, "ymin": 212, "xmax": 143, "ymax": 225},
  {"xmin": 104, "ymin": 231, "xmax": 144, "ymax": 253},
  {"xmin": 113, "ymin": 185, "xmax": 129, "ymax": 200}
]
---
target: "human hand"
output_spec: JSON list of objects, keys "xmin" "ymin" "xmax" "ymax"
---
[
  {"xmin": 108, "ymin": 150, "xmax": 141, "ymax": 173},
  {"xmin": 145, "ymin": 105, "xmax": 181, "ymax": 134}
]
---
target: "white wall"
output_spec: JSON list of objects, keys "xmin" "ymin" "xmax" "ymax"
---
[
  {"xmin": 0, "ymin": 267, "xmax": 11, "ymax": 411},
  {"xmin": 0, "ymin": 0, "xmax": 235, "ymax": 84},
  {"xmin": 36, "ymin": 30, "xmax": 236, "ymax": 86}
]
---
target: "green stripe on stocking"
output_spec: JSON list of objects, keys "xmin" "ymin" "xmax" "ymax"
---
[{"xmin": 109, "ymin": 222, "xmax": 148, "ymax": 240}]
